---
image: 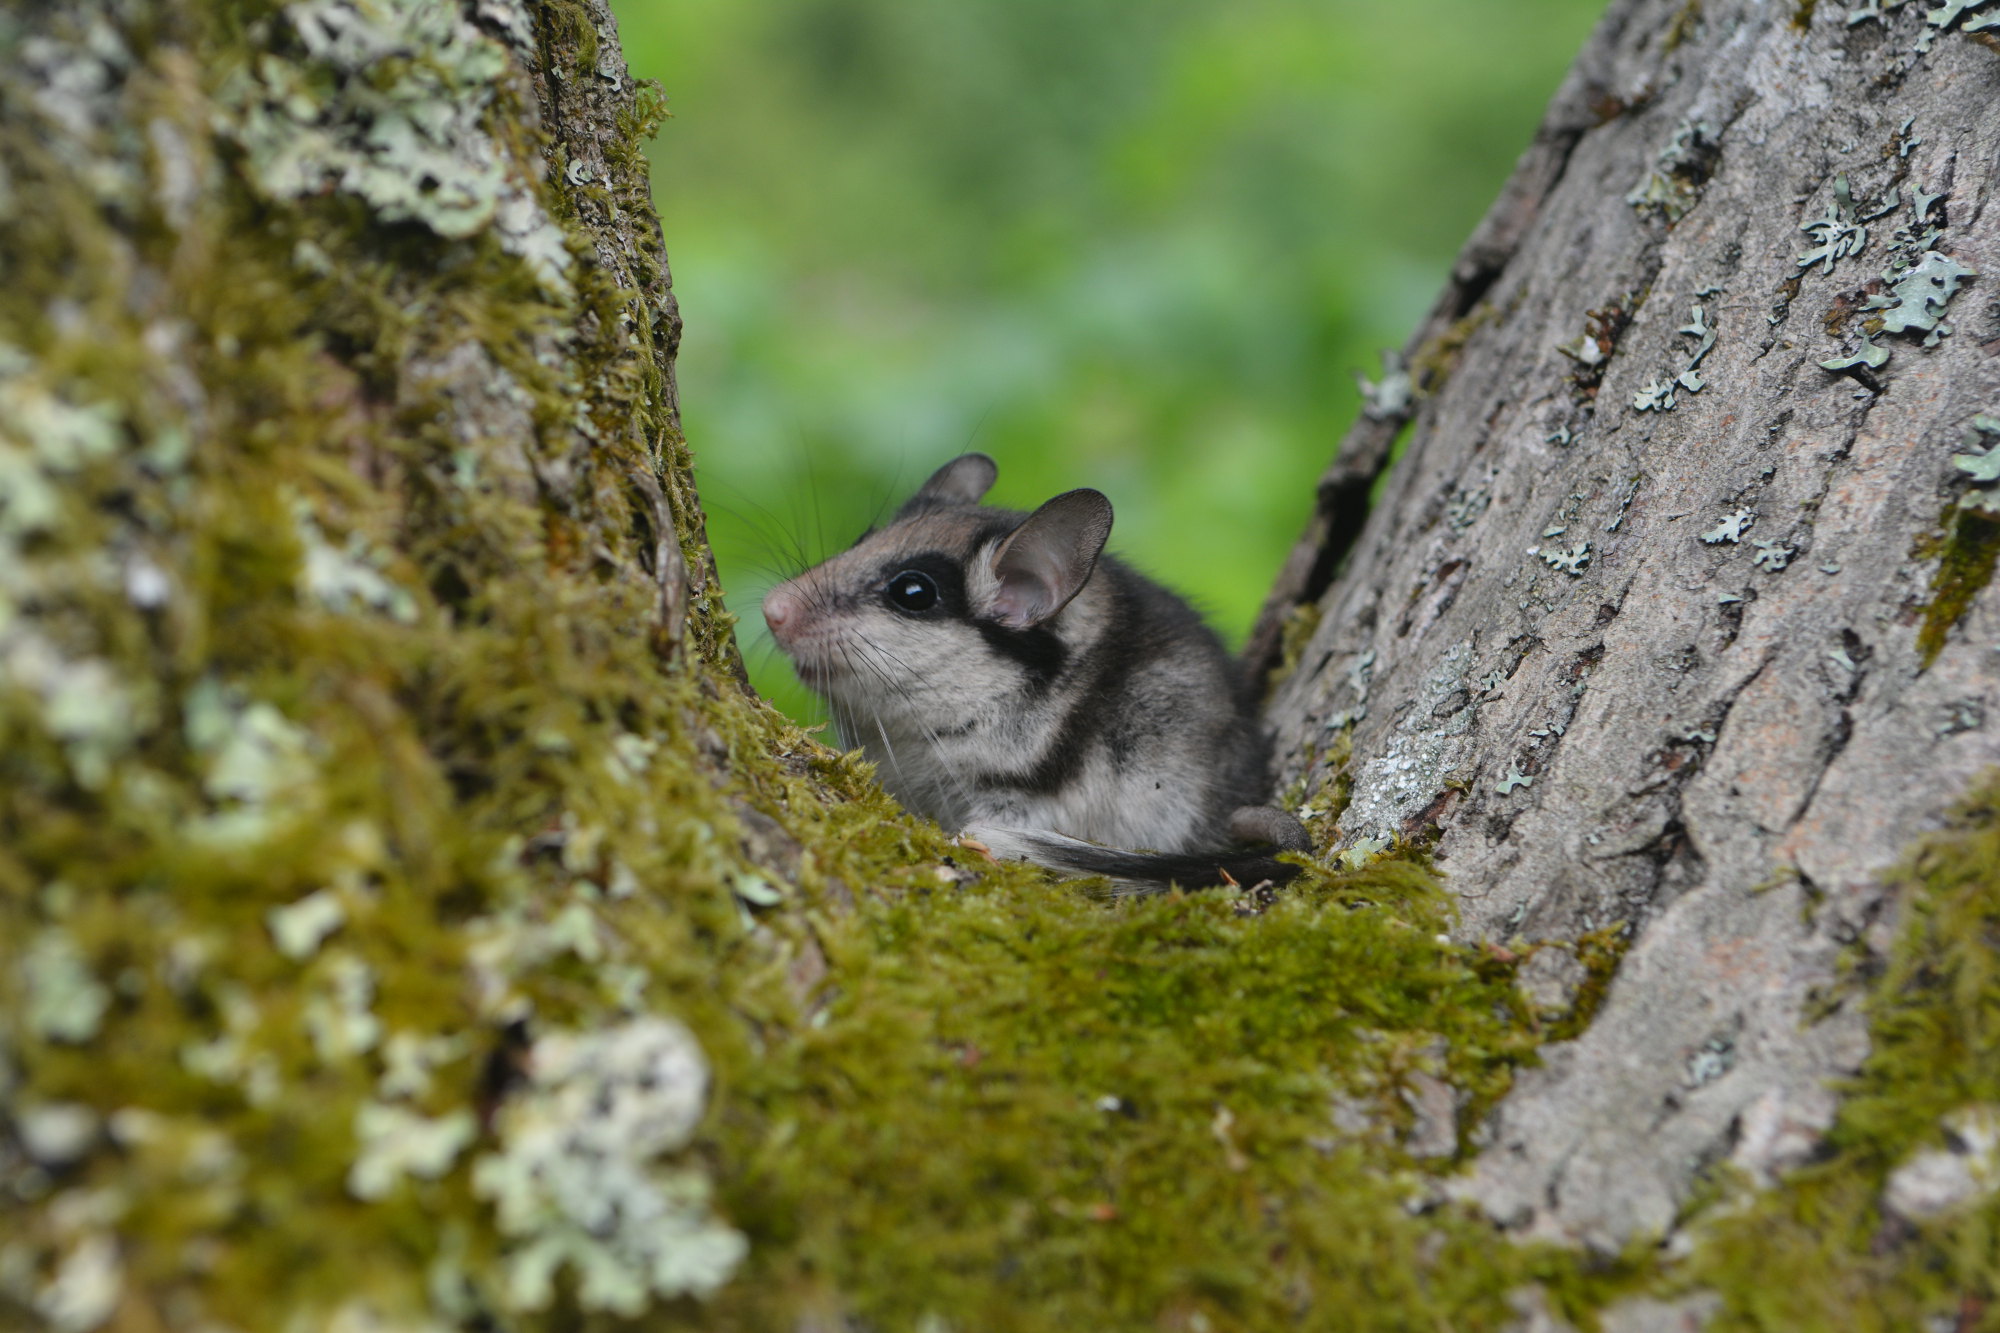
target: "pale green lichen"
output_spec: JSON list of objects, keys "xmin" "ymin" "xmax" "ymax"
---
[
  {"xmin": 0, "ymin": 361, "xmax": 122, "ymax": 539},
  {"xmin": 228, "ymin": 0, "xmax": 508, "ymax": 231},
  {"xmin": 1887, "ymin": 185, "xmax": 1947, "ymax": 269},
  {"xmin": 1633, "ymin": 376, "xmax": 1682, "ymax": 412},
  {"xmin": 1702, "ymin": 508, "xmax": 1757, "ymax": 545},
  {"xmin": 219, "ymin": 0, "xmax": 573, "ymax": 296},
  {"xmin": 1751, "ymin": 540, "xmax": 1796, "ymax": 572},
  {"xmin": 1626, "ymin": 119, "xmax": 1718, "ymax": 223},
  {"xmin": 1918, "ymin": 418, "xmax": 2000, "ymax": 665},
  {"xmin": 0, "ymin": 357, "xmax": 156, "ymax": 789},
  {"xmin": 1542, "ymin": 542, "xmax": 1591, "ymax": 574},
  {"xmin": 184, "ymin": 682, "xmax": 322, "ymax": 844},
  {"xmin": 21, "ymin": 931, "xmax": 109, "ymax": 1045},
  {"xmin": 1336, "ymin": 834, "xmax": 1392, "ymax": 869},
  {"xmin": 376, "ymin": 1031, "xmax": 470, "ymax": 1101},
  {"xmin": 34, "ymin": 1234, "xmax": 121, "ymax": 1333},
  {"xmin": 1628, "ymin": 318, "xmax": 1702, "ymax": 412},
  {"xmin": 1804, "ymin": 168, "xmax": 1980, "ymax": 371},
  {"xmin": 1951, "ymin": 413, "xmax": 2000, "ymax": 514},
  {"xmin": 178, "ymin": 984, "xmax": 284, "ymax": 1107},
  {"xmin": 1867, "ymin": 250, "xmax": 1978, "ymax": 347},
  {"xmin": 1819, "ymin": 334, "xmax": 1890, "ymax": 372},
  {"xmin": 40, "ymin": 660, "xmax": 152, "ymax": 793},
  {"xmin": 1796, "ymin": 174, "xmax": 1896, "ymax": 278},
  {"xmin": 294, "ymin": 497, "xmax": 420, "ymax": 624},
  {"xmin": 470, "ymin": 1017, "xmax": 747, "ymax": 1313},
  {"xmin": 348, "ymin": 1101, "xmax": 478, "ymax": 1201},
  {"xmin": 729, "ymin": 871, "xmax": 785, "ymax": 908},
  {"xmin": 1845, "ymin": 1, "xmax": 1916, "ymax": 27},
  {"xmin": 1922, "ymin": 0, "xmax": 2000, "ymax": 41},
  {"xmin": 1446, "ymin": 485, "xmax": 1492, "ymax": 531},
  {"xmin": 1676, "ymin": 302, "xmax": 1717, "ymax": 381},
  {"xmin": 13, "ymin": 1102, "xmax": 100, "ymax": 1168},
  {"xmin": 1881, "ymin": 1104, "xmax": 2000, "ymax": 1220},
  {"xmin": 1356, "ymin": 349, "xmax": 1413, "ymax": 421},
  {"xmin": 267, "ymin": 888, "xmax": 348, "ymax": 959},
  {"xmin": 1819, "ymin": 180, "xmax": 1978, "ymax": 369},
  {"xmin": 305, "ymin": 952, "xmax": 384, "ymax": 1062}
]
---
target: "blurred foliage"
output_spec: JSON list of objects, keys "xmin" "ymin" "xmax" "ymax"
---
[{"xmin": 611, "ymin": 0, "xmax": 1608, "ymax": 716}]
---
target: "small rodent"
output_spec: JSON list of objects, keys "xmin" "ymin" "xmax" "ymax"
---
[{"xmin": 762, "ymin": 453, "xmax": 1309, "ymax": 890}]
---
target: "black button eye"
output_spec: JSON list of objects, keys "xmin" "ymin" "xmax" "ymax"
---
[{"xmin": 885, "ymin": 570, "xmax": 939, "ymax": 614}]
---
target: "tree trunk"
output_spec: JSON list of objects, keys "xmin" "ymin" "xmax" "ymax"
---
[
  {"xmin": 1254, "ymin": 0, "xmax": 2000, "ymax": 1260},
  {"xmin": 0, "ymin": 0, "xmax": 806, "ymax": 1324},
  {"xmin": 7, "ymin": 1, "xmax": 2000, "ymax": 1331}
]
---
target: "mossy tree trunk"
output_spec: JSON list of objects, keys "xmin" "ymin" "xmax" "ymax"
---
[
  {"xmin": 7, "ymin": 1, "xmax": 2000, "ymax": 1332},
  {"xmin": 0, "ymin": 0, "xmax": 851, "ymax": 1326},
  {"xmin": 1251, "ymin": 0, "xmax": 2000, "ymax": 1266}
]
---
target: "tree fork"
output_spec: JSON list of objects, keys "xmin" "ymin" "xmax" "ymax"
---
[{"xmin": 5, "ymin": 0, "xmax": 2000, "ymax": 1327}]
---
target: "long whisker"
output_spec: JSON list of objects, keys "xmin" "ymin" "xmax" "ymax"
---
[
  {"xmin": 834, "ymin": 639, "xmax": 901, "ymax": 779},
  {"xmin": 872, "ymin": 716, "xmax": 900, "ymax": 778},
  {"xmin": 828, "ymin": 638, "xmax": 923, "ymax": 786},
  {"xmin": 845, "ymin": 633, "xmax": 981, "ymax": 821}
]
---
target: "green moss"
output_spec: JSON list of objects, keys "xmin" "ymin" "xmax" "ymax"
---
[
  {"xmin": 1678, "ymin": 774, "xmax": 2000, "ymax": 1330},
  {"xmin": 1537, "ymin": 924, "xmax": 1634, "ymax": 1045},
  {"xmin": 1665, "ymin": 0, "xmax": 1706, "ymax": 51},
  {"xmin": 1287, "ymin": 726, "xmax": 1356, "ymax": 846},
  {"xmin": 1915, "ymin": 508, "xmax": 2000, "ymax": 668},
  {"xmin": 699, "ymin": 855, "xmax": 1622, "ymax": 1332},
  {"xmin": 1409, "ymin": 303, "xmax": 1497, "ymax": 400},
  {"xmin": 1262, "ymin": 600, "xmax": 1323, "ymax": 696}
]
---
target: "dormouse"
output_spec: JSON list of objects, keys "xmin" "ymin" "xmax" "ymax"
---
[{"xmin": 762, "ymin": 453, "xmax": 1308, "ymax": 889}]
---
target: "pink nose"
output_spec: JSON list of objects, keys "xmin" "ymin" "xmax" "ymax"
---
[{"xmin": 763, "ymin": 582, "xmax": 802, "ymax": 642}]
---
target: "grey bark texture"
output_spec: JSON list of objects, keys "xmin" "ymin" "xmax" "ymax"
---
[{"xmin": 1256, "ymin": 0, "xmax": 2000, "ymax": 1256}]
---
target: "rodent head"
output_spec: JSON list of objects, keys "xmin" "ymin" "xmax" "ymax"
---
[{"xmin": 763, "ymin": 454, "xmax": 1114, "ymax": 741}]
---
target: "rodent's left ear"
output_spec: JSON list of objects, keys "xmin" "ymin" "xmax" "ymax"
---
[
  {"xmin": 985, "ymin": 489, "xmax": 1113, "ymax": 629},
  {"xmin": 908, "ymin": 453, "xmax": 999, "ymax": 508}
]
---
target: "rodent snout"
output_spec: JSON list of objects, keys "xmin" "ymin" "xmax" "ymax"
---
[{"xmin": 762, "ymin": 582, "xmax": 802, "ymax": 642}]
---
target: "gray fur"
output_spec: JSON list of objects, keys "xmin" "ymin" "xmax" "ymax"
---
[{"xmin": 762, "ymin": 454, "xmax": 1307, "ymax": 887}]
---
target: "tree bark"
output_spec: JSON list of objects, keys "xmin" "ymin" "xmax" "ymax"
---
[{"xmin": 1256, "ymin": 0, "xmax": 2000, "ymax": 1256}]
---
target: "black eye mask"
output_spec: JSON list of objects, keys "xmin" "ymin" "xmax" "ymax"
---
[{"xmin": 874, "ymin": 552, "xmax": 967, "ymax": 619}]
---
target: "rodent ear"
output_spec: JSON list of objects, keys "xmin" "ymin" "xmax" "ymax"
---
[
  {"xmin": 985, "ymin": 489, "xmax": 1113, "ymax": 629},
  {"xmin": 908, "ymin": 453, "xmax": 998, "ymax": 508}
]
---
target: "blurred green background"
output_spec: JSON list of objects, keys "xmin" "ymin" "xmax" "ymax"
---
[{"xmin": 610, "ymin": 0, "xmax": 1607, "ymax": 719}]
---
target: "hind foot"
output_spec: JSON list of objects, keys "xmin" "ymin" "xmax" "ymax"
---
[{"xmin": 1227, "ymin": 805, "xmax": 1312, "ymax": 854}]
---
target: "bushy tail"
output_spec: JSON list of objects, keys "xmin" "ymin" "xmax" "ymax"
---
[{"xmin": 963, "ymin": 821, "xmax": 1306, "ymax": 893}]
